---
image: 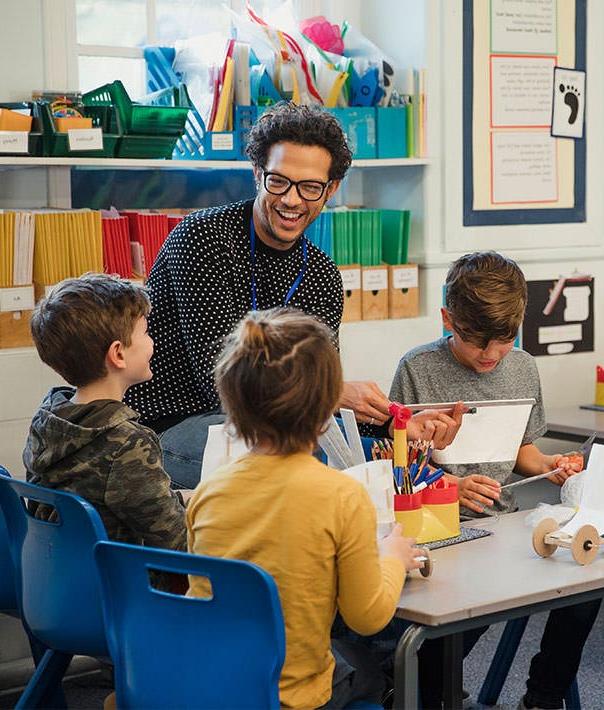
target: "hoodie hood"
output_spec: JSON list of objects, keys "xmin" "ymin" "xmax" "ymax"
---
[{"xmin": 23, "ymin": 386, "xmax": 139, "ymax": 475}]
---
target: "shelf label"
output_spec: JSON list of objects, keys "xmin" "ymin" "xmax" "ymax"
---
[
  {"xmin": 362, "ymin": 268, "xmax": 388, "ymax": 291},
  {"xmin": 392, "ymin": 266, "xmax": 418, "ymax": 289},
  {"xmin": 340, "ymin": 267, "xmax": 361, "ymax": 291},
  {"xmin": 0, "ymin": 131, "xmax": 28, "ymax": 153},
  {"xmin": 211, "ymin": 133, "xmax": 234, "ymax": 151},
  {"xmin": 67, "ymin": 128, "xmax": 103, "ymax": 151}
]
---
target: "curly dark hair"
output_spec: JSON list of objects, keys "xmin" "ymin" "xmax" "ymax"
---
[{"xmin": 245, "ymin": 101, "xmax": 353, "ymax": 180}]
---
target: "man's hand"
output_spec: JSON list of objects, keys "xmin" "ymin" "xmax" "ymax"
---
[
  {"xmin": 447, "ymin": 473, "xmax": 501, "ymax": 514},
  {"xmin": 379, "ymin": 524, "xmax": 425, "ymax": 572},
  {"xmin": 546, "ymin": 453, "xmax": 583, "ymax": 486},
  {"xmin": 405, "ymin": 401, "xmax": 465, "ymax": 449},
  {"xmin": 339, "ymin": 381, "xmax": 391, "ymax": 425}
]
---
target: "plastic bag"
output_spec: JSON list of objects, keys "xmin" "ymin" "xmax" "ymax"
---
[
  {"xmin": 524, "ymin": 503, "xmax": 576, "ymax": 528},
  {"xmin": 561, "ymin": 470, "xmax": 586, "ymax": 508}
]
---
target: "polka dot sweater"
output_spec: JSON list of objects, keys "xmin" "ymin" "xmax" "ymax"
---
[{"xmin": 126, "ymin": 200, "xmax": 343, "ymax": 425}]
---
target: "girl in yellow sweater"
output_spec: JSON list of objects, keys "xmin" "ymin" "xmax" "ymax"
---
[{"xmin": 187, "ymin": 308, "xmax": 424, "ymax": 709}]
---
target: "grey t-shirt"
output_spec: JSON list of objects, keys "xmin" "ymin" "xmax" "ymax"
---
[{"xmin": 389, "ymin": 337, "xmax": 547, "ymax": 516}]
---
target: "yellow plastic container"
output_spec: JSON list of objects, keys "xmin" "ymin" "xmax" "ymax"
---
[
  {"xmin": 394, "ymin": 493, "xmax": 423, "ymax": 537},
  {"xmin": 416, "ymin": 480, "xmax": 460, "ymax": 544},
  {"xmin": 596, "ymin": 366, "xmax": 604, "ymax": 406}
]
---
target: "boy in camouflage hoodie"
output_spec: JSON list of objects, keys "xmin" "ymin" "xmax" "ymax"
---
[{"xmin": 23, "ymin": 273, "xmax": 186, "ymax": 551}]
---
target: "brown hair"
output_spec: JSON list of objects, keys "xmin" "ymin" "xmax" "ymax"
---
[
  {"xmin": 245, "ymin": 101, "xmax": 352, "ymax": 181},
  {"xmin": 30, "ymin": 273, "xmax": 150, "ymax": 387},
  {"xmin": 215, "ymin": 308, "xmax": 343, "ymax": 455},
  {"xmin": 445, "ymin": 251, "xmax": 527, "ymax": 348}
]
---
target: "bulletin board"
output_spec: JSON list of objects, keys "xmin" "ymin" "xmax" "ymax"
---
[{"xmin": 463, "ymin": 0, "xmax": 586, "ymax": 226}]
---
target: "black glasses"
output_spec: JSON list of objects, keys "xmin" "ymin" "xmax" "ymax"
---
[{"xmin": 262, "ymin": 171, "xmax": 331, "ymax": 202}]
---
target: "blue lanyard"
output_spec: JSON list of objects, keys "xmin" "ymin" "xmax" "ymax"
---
[{"xmin": 249, "ymin": 218, "xmax": 308, "ymax": 311}]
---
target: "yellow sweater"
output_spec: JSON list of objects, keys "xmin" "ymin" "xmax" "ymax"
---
[{"xmin": 187, "ymin": 453, "xmax": 405, "ymax": 709}]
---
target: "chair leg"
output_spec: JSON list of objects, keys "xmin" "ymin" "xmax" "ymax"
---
[
  {"xmin": 564, "ymin": 676, "xmax": 581, "ymax": 710},
  {"xmin": 25, "ymin": 627, "xmax": 68, "ymax": 709},
  {"xmin": 16, "ymin": 649, "xmax": 73, "ymax": 709},
  {"xmin": 477, "ymin": 616, "xmax": 530, "ymax": 706}
]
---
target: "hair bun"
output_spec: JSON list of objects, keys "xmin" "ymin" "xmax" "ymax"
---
[{"xmin": 242, "ymin": 318, "xmax": 271, "ymax": 364}]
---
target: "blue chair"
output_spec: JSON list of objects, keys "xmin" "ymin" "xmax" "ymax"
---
[
  {"xmin": 0, "ymin": 465, "xmax": 17, "ymax": 614},
  {"xmin": 0, "ymin": 475, "xmax": 109, "ymax": 709},
  {"xmin": 94, "ymin": 540, "xmax": 285, "ymax": 709},
  {"xmin": 478, "ymin": 616, "xmax": 581, "ymax": 709}
]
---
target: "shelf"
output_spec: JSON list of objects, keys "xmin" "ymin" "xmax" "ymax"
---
[{"xmin": 0, "ymin": 156, "xmax": 429, "ymax": 170}]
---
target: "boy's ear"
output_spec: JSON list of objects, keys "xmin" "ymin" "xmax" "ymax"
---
[
  {"xmin": 441, "ymin": 307, "xmax": 453, "ymax": 332},
  {"xmin": 106, "ymin": 340, "xmax": 127, "ymax": 371}
]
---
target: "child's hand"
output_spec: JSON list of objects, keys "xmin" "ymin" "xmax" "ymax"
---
[
  {"xmin": 450, "ymin": 473, "xmax": 501, "ymax": 514},
  {"xmin": 546, "ymin": 453, "xmax": 583, "ymax": 486},
  {"xmin": 407, "ymin": 401, "xmax": 465, "ymax": 449},
  {"xmin": 379, "ymin": 524, "xmax": 425, "ymax": 572}
]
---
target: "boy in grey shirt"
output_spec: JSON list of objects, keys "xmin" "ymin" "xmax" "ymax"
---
[{"xmin": 390, "ymin": 252, "xmax": 597, "ymax": 710}]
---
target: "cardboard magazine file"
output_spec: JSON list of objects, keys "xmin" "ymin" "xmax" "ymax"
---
[
  {"xmin": 361, "ymin": 265, "xmax": 388, "ymax": 320},
  {"xmin": 339, "ymin": 264, "xmax": 362, "ymax": 322},
  {"xmin": 389, "ymin": 264, "xmax": 419, "ymax": 318},
  {"xmin": 0, "ymin": 285, "xmax": 34, "ymax": 348}
]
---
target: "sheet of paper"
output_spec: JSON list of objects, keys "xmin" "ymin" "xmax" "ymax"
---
[
  {"xmin": 490, "ymin": 0, "xmax": 557, "ymax": 54},
  {"xmin": 200, "ymin": 424, "xmax": 249, "ymax": 482},
  {"xmin": 561, "ymin": 444, "xmax": 604, "ymax": 536},
  {"xmin": 431, "ymin": 400, "xmax": 534, "ymax": 465},
  {"xmin": 491, "ymin": 56, "xmax": 555, "ymax": 127},
  {"xmin": 551, "ymin": 67, "xmax": 586, "ymax": 139},
  {"xmin": 491, "ymin": 131, "xmax": 557, "ymax": 204}
]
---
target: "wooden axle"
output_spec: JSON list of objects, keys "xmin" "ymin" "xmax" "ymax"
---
[
  {"xmin": 416, "ymin": 547, "xmax": 434, "ymax": 578},
  {"xmin": 532, "ymin": 517, "xmax": 601, "ymax": 566}
]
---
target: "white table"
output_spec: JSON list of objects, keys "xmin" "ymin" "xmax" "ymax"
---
[
  {"xmin": 392, "ymin": 511, "xmax": 604, "ymax": 708},
  {"xmin": 545, "ymin": 406, "xmax": 604, "ymax": 445}
]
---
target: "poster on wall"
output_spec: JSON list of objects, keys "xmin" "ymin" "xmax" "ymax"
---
[
  {"xmin": 521, "ymin": 275, "xmax": 594, "ymax": 356},
  {"xmin": 463, "ymin": 0, "xmax": 586, "ymax": 226}
]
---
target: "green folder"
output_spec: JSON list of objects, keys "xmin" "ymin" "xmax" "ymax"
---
[{"xmin": 381, "ymin": 209, "xmax": 410, "ymax": 265}]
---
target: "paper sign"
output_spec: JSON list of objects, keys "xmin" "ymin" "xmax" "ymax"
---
[
  {"xmin": 490, "ymin": 0, "xmax": 557, "ymax": 55},
  {"xmin": 0, "ymin": 131, "xmax": 28, "ymax": 153},
  {"xmin": 538, "ymin": 323, "xmax": 582, "ymax": 344},
  {"xmin": 340, "ymin": 268, "xmax": 361, "ymax": 291},
  {"xmin": 200, "ymin": 424, "xmax": 249, "ymax": 481},
  {"xmin": 67, "ymin": 128, "xmax": 103, "ymax": 151},
  {"xmin": 430, "ymin": 399, "xmax": 535, "ymax": 465},
  {"xmin": 551, "ymin": 67, "xmax": 586, "ymax": 139},
  {"xmin": 491, "ymin": 56, "xmax": 555, "ymax": 127},
  {"xmin": 211, "ymin": 133, "xmax": 234, "ymax": 151},
  {"xmin": 362, "ymin": 269, "xmax": 388, "ymax": 291},
  {"xmin": 392, "ymin": 266, "xmax": 418, "ymax": 289}
]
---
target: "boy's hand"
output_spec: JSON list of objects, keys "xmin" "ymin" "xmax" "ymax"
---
[
  {"xmin": 546, "ymin": 453, "xmax": 583, "ymax": 486},
  {"xmin": 406, "ymin": 401, "xmax": 465, "ymax": 449},
  {"xmin": 379, "ymin": 524, "xmax": 425, "ymax": 572},
  {"xmin": 339, "ymin": 381, "xmax": 391, "ymax": 425},
  {"xmin": 448, "ymin": 472, "xmax": 501, "ymax": 514}
]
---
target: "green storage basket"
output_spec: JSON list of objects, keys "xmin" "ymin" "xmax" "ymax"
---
[{"xmin": 38, "ymin": 102, "xmax": 118, "ymax": 158}]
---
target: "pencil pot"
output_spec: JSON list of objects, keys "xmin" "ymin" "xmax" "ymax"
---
[
  {"xmin": 394, "ymin": 493, "xmax": 423, "ymax": 538},
  {"xmin": 417, "ymin": 479, "xmax": 460, "ymax": 544},
  {"xmin": 596, "ymin": 366, "xmax": 604, "ymax": 406}
]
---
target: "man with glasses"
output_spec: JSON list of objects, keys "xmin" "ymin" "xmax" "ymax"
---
[{"xmin": 127, "ymin": 102, "xmax": 461, "ymax": 488}]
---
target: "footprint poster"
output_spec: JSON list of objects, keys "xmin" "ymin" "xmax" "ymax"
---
[{"xmin": 552, "ymin": 67, "xmax": 586, "ymax": 139}]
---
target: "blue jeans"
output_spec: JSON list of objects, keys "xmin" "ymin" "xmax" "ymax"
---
[{"xmin": 158, "ymin": 411, "xmax": 226, "ymax": 489}]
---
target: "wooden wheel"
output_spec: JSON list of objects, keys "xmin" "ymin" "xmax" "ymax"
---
[
  {"xmin": 571, "ymin": 525, "xmax": 600, "ymax": 565},
  {"xmin": 418, "ymin": 548, "xmax": 433, "ymax": 578},
  {"xmin": 532, "ymin": 517, "xmax": 559, "ymax": 558}
]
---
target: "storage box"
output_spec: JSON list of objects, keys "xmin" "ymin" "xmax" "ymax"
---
[
  {"xmin": 339, "ymin": 265, "xmax": 362, "ymax": 322},
  {"xmin": 0, "ymin": 103, "xmax": 42, "ymax": 156},
  {"xmin": 388, "ymin": 264, "xmax": 419, "ymax": 318},
  {"xmin": 0, "ymin": 108, "xmax": 33, "ymax": 132},
  {"xmin": 361, "ymin": 265, "xmax": 388, "ymax": 320},
  {"xmin": 376, "ymin": 106, "xmax": 408, "ymax": 158},
  {"xmin": 328, "ymin": 107, "xmax": 377, "ymax": 159},
  {"xmin": 0, "ymin": 286, "xmax": 35, "ymax": 349}
]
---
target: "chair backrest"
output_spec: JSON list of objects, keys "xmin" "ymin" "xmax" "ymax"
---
[
  {"xmin": 94, "ymin": 541, "xmax": 286, "ymax": 710},
  {"xmin": 0, "ymin": 475, "xmax": 108, "ymax": 656},
  {"xmin": 0, "ymin": 466, "xmax": 18, "ymax": 614}
]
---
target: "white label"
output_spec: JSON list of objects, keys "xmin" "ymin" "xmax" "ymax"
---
[
  {"xmin": 0, "ymin": 131, "xmax": 28, "ymax": 153},
  {"xmin": 67, "ymin": 128, "xmax": 103, "ymax": 151},
  {"xmin": 0, "ymin": 285, "xmax": 35, "ymax": 312},
  {"xmin": 340, "ymin": 267, "xmax": 361, "ymax": 291},
  {"xmin": 538, "ymin": 324, "xmax": 582, "ymax": 345},
  {"xmin": 392, "ymin": 266, "xmax": 418, "ymax": 290},
  {"xmin": 362, "ymin": 269, "xmax": 388, "ymax": 291},
  {"xmin": 211, "ymin": 133, "xmax": 234, "ymax": 151}
]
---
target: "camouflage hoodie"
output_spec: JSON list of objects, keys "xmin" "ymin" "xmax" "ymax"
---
[{"xmin": 23, "ymin": 386, "xmax": 186, "ymax": 550}]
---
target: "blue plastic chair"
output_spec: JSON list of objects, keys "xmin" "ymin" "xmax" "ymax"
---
[
  {"xmin": 0, "ymin": 475, "xmax": 109, "ymax": 708},
  {"xmin": 478, "ymin": 616, "xmax": 581, "ymax": 709},
  {"xmin": 0, "ymin": 465, "xmax": 17, "ymax": 614},
  {"xmin": 94, "ymin": 540, "xmax": 285, "ymax": 709}
]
